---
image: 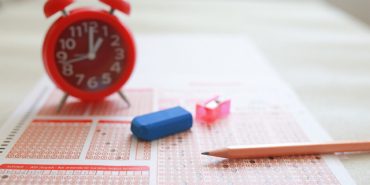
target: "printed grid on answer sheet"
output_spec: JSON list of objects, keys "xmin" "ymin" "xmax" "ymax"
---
[
  {"xmin": 86, "ymin": 120, "xmax": 132, "ymax": 160},
  {"xmin": 0, "ymin": 165, "xmax": 149, "ymax": 185},
  {"xmin": 0, "ymin": 86, "xmax": 346, "ymax": 185},
  {"xmin": 155, "ymin": 89, "xmax": 340, "ymax": 185},
  {"xmin": 7, "ymin": 120, "xmax": 91, "ymax": 159}
]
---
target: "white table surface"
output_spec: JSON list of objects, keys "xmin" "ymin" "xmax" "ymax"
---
[{"xmin": 0, "ymin": 0, "xmax": 369, "ymax": 184}]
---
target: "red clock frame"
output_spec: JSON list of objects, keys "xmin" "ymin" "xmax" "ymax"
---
[{"xmin": 43, "ymin": 8, "xmax": 135, "ymax": 101}]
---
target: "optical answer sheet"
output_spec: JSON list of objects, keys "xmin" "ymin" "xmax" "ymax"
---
[{"xmin": 0, "ymin": 35, "xmax": 355, "ymax": 185}]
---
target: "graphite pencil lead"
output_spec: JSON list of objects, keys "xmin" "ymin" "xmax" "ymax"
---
[{"xmin": 201, "ymin": 152, "xmax": 209, "ymax": 155}]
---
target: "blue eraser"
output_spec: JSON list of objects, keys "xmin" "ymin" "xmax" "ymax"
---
[{"xmin": 131, "ymin": 106, "xmax": 193, "ymax": 141}]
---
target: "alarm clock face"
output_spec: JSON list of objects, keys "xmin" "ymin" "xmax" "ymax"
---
[
  {"xmin": 43, "ymin": 9, "xmax": 135, "ymax": 100},
  {"xmin": 56, "ymin": 20, "xmax": 125, "ymax": 91}
]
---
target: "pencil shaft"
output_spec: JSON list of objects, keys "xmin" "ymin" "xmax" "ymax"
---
[{"xmin": 206, "ymin": 141, "xmax": 370, "ymax": 159}]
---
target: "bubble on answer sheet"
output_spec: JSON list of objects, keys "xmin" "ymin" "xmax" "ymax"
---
[
  {"xmin": 86, "ymin": 120, "xmax": 132, "ymax": 160},
  {"xmin": 156, "ymin": 89, "xmax": 341, "ymax": 184},
  {"xmin": 6, "ymin": 120, "xmax": 91, "ymax": 159}
]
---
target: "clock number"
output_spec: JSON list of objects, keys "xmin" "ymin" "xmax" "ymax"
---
[
  {"xmin": 102, "ymin": 26, "xmax": 109, "ymax": 37},
  {"xmin": 115, "ymin": 48, "xmax": 125, "ymax": 60},
  {"xmin": 87, "ymin": 76, "xmax": 99, "ymax": 89},
  {"xmin": 56, "ymin": 51, "xmax": 67, "ymax": 61},
  {"xmin": 110, "ymin": 62, "xmax": 121, "ymax": 73},
  {"xmin": 89, "ymin": 21, "xmax": 98, "ymax": 32},
  {"xmin": 82, "ymin": 21, "xmax": 98, "ymax": 33},
  {"xmin": 69, "ymin": 26, "xmax": 83, "ymax": 37},
  {"xmin": 75, "ymin": 74, "xmax": 85, "ymax": 85},
  {"xmin": 62, "ymin": 64, "xmax": 74, "ymax": 76},
  {"xmin": 82, "ymin": 22, "xmax": 88, "ymax": 33},
  {"xmin": 59, "ymin": 38, "xmax": 76, "ymax": 50},
  {"xmin": 101, "ymin": 73, "xmax": 112, "ymax": 85},
  {"xmin": 110, "ymin": 35, "xmax": 120, "ymax": 47}
]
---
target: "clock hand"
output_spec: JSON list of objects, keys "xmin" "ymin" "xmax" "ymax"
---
[
  {"xmin": 59, "ymin": 54, "xmax": 88, "ymax": 65},
  {"xmin": 88, "ymin": 27, "xmax": 94, "ymax": 55},
  {"xmin": 86, "ymin": 38, "xmax": 104, "ymax": 60},
  {"xmin": 92, "ymin": 37, "xmax": 103, "ymax": 54}
]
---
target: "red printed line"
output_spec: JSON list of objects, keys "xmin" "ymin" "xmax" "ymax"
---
[
  {"xmin": 99, "ymin": 120, "xmax": 131, "ymax": 124},
  {"xmin": 33, "ymin": 119, "xmax": 92, "ymax": 124},
  {"xmin": 0, "ymin": 164, "xmax": 149, "ymax": 171}
]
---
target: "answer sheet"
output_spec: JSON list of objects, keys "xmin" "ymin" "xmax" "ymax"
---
[{"xmin": 0, "ymin": 35, "xmax": 355, "ymax": 184}]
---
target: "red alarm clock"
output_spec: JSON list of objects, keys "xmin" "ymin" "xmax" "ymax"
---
[{"xmin": 42, "ymin": 0, "xmax": 135, "ymax": 107}]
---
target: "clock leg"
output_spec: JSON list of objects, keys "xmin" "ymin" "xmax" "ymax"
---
[
  {"xmin": 118, "ymin": 90, "xmax": 130, "ymax": 108},
  {"xmin": 56, "ymin": 93, "xmax": 69, "ymax": 113}
]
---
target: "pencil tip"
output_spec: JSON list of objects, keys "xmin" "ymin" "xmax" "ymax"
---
[{"xmin": 201, "ymin": 152, "xmax": 209, "ymax": 155}]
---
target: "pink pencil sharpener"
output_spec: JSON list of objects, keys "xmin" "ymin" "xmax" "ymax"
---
[{"xmin": 195, "ymin": 96, "xmax": 231, "ymax": 123}]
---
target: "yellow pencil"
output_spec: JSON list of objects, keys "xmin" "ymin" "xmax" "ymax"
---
[{"xmin": 201, "ymin": 141, "xmax": 370, "ymax": 159}]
